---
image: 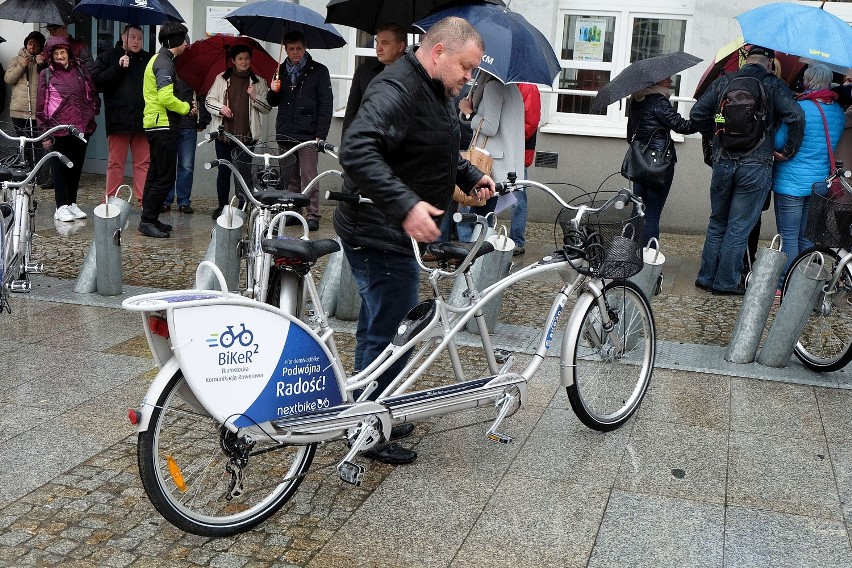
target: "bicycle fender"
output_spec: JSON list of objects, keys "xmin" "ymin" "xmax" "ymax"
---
[{"xmin": 135, "ymin": 357, "xmax": 184, "ymax": 433}]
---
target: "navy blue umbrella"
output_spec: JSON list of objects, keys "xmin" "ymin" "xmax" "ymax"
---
[
  {"xmin": 414, "ymin": 3, "xmax": 560, "ymax": 85},
  {"xmin": 325, "ymin": 0, "xmax": 505, "ymax": 35},
  {"xmin": 225, "ymin": 0, "xmax": 346, "ymax": 49},
  {"xmin": 73, "ymin": 0, "xmax": 183, "ymax": 25}
]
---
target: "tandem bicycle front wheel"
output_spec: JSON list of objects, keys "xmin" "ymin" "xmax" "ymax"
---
[
  {"xmin": 563, "ymin": 280, "xmax": 655, "ymax": 431},
  {"xmin": 137, "ymin": 372, "xmax": 316, "ymax": 537}
]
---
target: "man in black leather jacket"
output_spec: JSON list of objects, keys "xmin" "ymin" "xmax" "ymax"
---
[
  {"xmin": 690, "ymin": 45, "xmax": 803, "ymax": 295},
  {"xmin": 334, "ymin": 17, "xmax": 495, "ymax": 465}
]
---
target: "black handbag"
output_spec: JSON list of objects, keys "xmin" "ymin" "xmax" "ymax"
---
[{"xmin": 621, "ymin": 128, "xmax": 673, "ymax": 190}]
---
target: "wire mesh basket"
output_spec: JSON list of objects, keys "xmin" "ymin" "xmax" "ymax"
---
[
  {"xmin": 230, "ymin": 142, "xmax": 297, "ymax": 192},
  {"xmin": 806, "ymin": 185, "xmax": 852, "ymax": 250},
  {"xmin": 556, "ymin": 191, "xmax": 644, "ymax": 279}
]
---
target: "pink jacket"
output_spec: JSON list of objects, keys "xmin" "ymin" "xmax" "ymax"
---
[{"xmin": 36, "ymin": 58, "xmax": 99, "ymax": 136}]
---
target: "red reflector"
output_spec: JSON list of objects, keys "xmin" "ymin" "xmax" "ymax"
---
[
  {"xmin": 149, "ymin": 315, "xmax": 169, "ymax": 338},
  {"xmin": 128, "ymin": 408, "xmax": 140, "ymax": 425}
]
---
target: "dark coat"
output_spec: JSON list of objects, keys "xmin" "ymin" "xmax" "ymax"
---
[
  {"xmin": 266, "ymin": 52, "xmax": 332, "ymax": 141},
  {"xmin": 627, "ymin": 92, "xmax": 698, "ymax": 163},
  {"xmin": 91, "ymin": 45, "xmax": 151, "ymax": 134},
  {"xmin": 342, "ymin": 58, "xmax": 384, "ymax": 133},
  {"xmin": 690, "ymin": 63, "xmax": 804, "ymax": 162},
  {"xmin": 333, "ymin": 50, "xmax": 483, "ymax": 254}
]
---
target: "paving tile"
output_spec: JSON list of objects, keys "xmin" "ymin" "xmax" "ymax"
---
[
  {"xmin": 724, "ymin": 506, "xmax": 852, "ymax": 568},
  {"xmin": 587, "ymin": 490, "xmax": 724, "ymax": 567},
  {"xmin": 816, "ymin": 387, "xmax": 852, "ymax": 442},
  {"xmin": 0, "ymin": 402, "xmax": 54, "ymax": 443},
  {"xmin": 615, "ymin": 419, "xmax": 727, "ymax": 504},
  {"xmin": 451, "ymin": 473, "xmax": 608, "ymax": 568},
  {"xmin": 637, "ymin": 368, "xmax": 730, "ymax": 429},
  {"xmin": 730, "ymin": 378, "xmax": 824, "ymax": 440},
  {"xmin": 509, "ymin": 407, "xmax": 633, "ymax": 491},
  {"xmin": 727, "ymin": 431, "xmax": 842, "ymax": 520},
  {"xmin": 825, "ymin": 437, "xmax": 852, "ymax": 529},
  {"xmin": 309, "ymin": 465, "xmax": 496, "ymax": 568}
]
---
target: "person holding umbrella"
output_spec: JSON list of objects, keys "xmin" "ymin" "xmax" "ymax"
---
[
  {"xmin": 334, "ymin": 17, "xmax": 495, "ymax": 464},
  {"xmin": 91, "ymin": 24, "xmax": 152, "ymax": 205},
  {"xmin": 266, "ymin": 31, "xmax": 332, "ymax": 232},
  {"xmin": 626, "ymin": 76, "xmax": 700, "ymax": 246},
  {"xmin": 206, "ymin": 44, "xmax": 272, "ymax": 219},
  {"xmin": 5, "ymin": 31, "xmax": 47, "ymax": 181}
]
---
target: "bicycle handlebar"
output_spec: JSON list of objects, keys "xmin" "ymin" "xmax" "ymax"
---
[
  {"xmin": 2, "ymin": 150, "xmax": 72, "ymax": 188},
  {"xmin": 202, "ymin": 127, "xmax": 338, "ymax": 159},
  {"xmin": 0, "ymin": 124, "xmax": 86, "ymax": 144}
]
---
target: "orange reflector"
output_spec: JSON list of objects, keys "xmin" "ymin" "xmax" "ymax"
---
[
  {"xmin": 149, "ymin": 315, "xmax": 169, "ymax": 338},
  {"xmin": 166, "ymin": 455, "xmax": 187, "ymax": 492}
]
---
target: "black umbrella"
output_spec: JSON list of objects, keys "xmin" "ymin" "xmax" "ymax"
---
[
  {"xmin": 0, "ymin": 0, "xmax": 83, "ymax": 25},
  {"xmin": 325, "ymin": 0, "xmax": 505, "ymax": 34},
  {"xmin": 591, "ymin": 51, "xmax": 702, "ymax": 112}
]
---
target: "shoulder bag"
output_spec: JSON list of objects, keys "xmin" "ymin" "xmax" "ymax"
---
[
  {"xmin": 460, "ymin": 120, "xmax": 494, "ymax": 176},
  {"xmin": 811, "ymin": 100, "xmax": 845, "ymax": 200},
  {"xmin": 621, "ymin": 128, "xmax": 673, "ymax": 190}
]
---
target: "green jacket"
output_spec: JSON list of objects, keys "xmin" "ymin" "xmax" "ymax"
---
[{"xmin": 143, "ymin": 47, "xmax": 189, "ymax": 129}]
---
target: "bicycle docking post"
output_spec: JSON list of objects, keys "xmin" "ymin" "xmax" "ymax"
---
[
  {"xmin": 726, "ymin": 236, "xmax": 786, "ymax": 364},
  {"xmin": 91, "ymin": 200, "xmax": 124, "ymax": 296},
  {"xmin": 757, "ymin": 252, "xmax": 830, "ymax": 367},
  {"xmin": 75, "ymin": 190, "xmax": 132, "ymax": 294},
  {"xmin": 213, "ymin": 208, "xmax": 244, "ymax": 292}
]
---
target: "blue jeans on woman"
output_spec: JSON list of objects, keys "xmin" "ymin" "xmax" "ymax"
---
[
  {"xmin": 632, "ymin": 165, "xmax": 675, "ymax": 247},
  {"xmin": 773, "ymin": 192, "xmax": 813, "ymax": 286},
  {"xmin": 341, "ymin": 241, "xmax": 420, "ymax": 398},
  {"xmin": 696, "ymin": 157, "xmax": 773, "ymax": 293}
]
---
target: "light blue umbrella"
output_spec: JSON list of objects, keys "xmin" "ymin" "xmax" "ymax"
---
[
  {"xmin": 736, "ymin": 2, "xmax": 852, "ymax": 70},
  {"xmin": 414, "ymin": 3, "xmax": 560, "ymax": 85}
]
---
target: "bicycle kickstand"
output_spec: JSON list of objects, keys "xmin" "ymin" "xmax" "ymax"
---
[
  {"xmin": 485, "ymin": 385, "xmax": 523, "ymax": 445},
  {"xmin": 337, "ymin": 415, "xmax": 383, "ymax": 486}
]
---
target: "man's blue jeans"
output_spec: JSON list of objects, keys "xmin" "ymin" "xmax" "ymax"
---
[
  {"xmin": 696, "ymin": 157, "xmax": 773, "ymax": 292},
  {"xmin": 165, "ymin": 128, "xmax": 197, "ymax": 207},
  {"xmin": 773, "ymin": 192, "xmax": 813, "ymax": 285},
  {"xmin": 341, "ymin": 241, "xmax": 420, "ymax": 398}
]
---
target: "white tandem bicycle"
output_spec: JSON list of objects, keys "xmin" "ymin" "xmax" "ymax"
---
[{"xmin": 123, "ymin": 175, "xmax": 657, "ymax": 536}]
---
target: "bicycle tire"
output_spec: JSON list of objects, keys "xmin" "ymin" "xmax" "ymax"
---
[
  {"xmin": 267, "ymin": 268, "xmax": 303, "ymax": 317},
  {"xmin": 781, "ymin": 246, "xmax": 852, "ymax": 372},
  {"xmin": 137, "ymin": 371, "xmax": 316, "ymax": 537},
  {"xmin": 564, "ymin": 280, "xmax": 655, "ymax": 431}
]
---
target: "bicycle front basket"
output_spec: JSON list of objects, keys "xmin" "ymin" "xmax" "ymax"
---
[
  {"xmin": 231, "ymin": 142, "xmax": 298, "ymax": 192},
  {"xmin": 806, "ymin": 185, "xmax": 852, "ymax": 250}
]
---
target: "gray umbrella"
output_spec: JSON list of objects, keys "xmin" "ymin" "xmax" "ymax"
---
[
  {"xmin": 591, "ymin": 51, "xmax": 702, "ymax": 112},
  {"xmin": 0, "ymin": 0, "xmax": 84, "ymax": 25}
]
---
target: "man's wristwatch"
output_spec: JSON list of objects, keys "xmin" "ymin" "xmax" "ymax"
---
[{"xmin": 462, "ymin": 112, "xmax": 473, "ymax": 121}]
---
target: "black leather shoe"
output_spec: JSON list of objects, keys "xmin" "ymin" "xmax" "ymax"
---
[
  {"xmin": 138, "ymin": 222, "xmax": 169, "ymax": 238},
  {"xmin": 211, "ymin": 206, "xmax": 224, "ymax": 220},
  {"xmin": 363, "ymin": 443, "xmax": 417, "ymax": 465},
  {"xmin": 390, "ymin": 423, "xmax": 415, "ymax": 440},
  {"xmin": 712, "ymin": 286, "xmax": 746, "ymax": 296},
  {"xmin": 161, "ymin": 204, "xmax": 172, "ymax": 213},
  {"xmin": 307, "ymin": 219, "xmax": 320, "ymax": 232},
  {"xmin": 179, "ymin": 205, "xmax": 194, "ymax": 214},
  {"xmin": 154, "ymin": 219, "xmax": 172, "ymax": 232},
  {"xmin": 694, "ymin": 279, "xmax": 713, "ymax": 292}
]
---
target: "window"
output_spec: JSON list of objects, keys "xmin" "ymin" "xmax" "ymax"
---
[{"xmin": 549, "ymin": 2, "xmax": 693, "ymax": 137}]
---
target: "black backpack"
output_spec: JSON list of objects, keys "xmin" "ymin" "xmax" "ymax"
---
[{"xmin": 716, "ymin": 74, "xmax": 768, "ymax": 151}]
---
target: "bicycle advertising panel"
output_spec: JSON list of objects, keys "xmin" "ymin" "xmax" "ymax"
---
[{"xmin": 169, "ymin": 302, "xmax": 345, "ymax": 428}]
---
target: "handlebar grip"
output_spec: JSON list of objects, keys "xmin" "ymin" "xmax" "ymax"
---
[
  {"xmin": 67, "ymin": 125, "xmax": 86, "ymax": 142},
  {"xmin": 325, "ymin": 191, "xmax": 359, "ymax": 203},
  {"xmin": 613, "ymin": 189, "xmax": 631, "ymax": 210},
  {"xmin": 453, "ymin": 212, "xmax": 478, "ymax": 224},
  {"xmin": 494, "ymin": 181, "xmax": 512, "ymax": 194},
  {"xmin": 58, "ymin": 155, "xmax": 73, "ymax": 168},
  {"xmin": 205, "ymin": 160, "xmax": 219, "ymax": 170},
  {"xmin": 317, "ymin": 140, "xmax": 338, "ymax": 154}
]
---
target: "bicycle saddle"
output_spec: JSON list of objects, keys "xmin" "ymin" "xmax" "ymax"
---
[
  {"xmin": 425, "ymin": 241, "xmax": 495, "ymax": 262},
  {"xmin": 0, "ymin": 165, "xmax": 29, "ymax": 183},
  {"xmin": 261, "ymin": 236, "xmax": 340, "ymax": 263},
  {"xmin": 252, "ymin": 190, "xmax": 310, "ymax": 207}
]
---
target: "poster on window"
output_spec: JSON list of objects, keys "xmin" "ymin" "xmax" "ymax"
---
[
  {"xmin": 206, "ymin": 6, "xmax": 241, "ymax": 37},
  {"xmin": 574, "ymin": 17, "xmax": 607, "ymax": 61}
]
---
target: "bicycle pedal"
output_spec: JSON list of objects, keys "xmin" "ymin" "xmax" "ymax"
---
[
  {"xmin": 10, "ymin": 279, "xmax": 31, "ymax": 293},
  {"xmin": 337, "ymin": 460, "xmax": 365, "ymax": 486},
  {"xmin": 485, "ymin": 431, "xmax": 513, "ymax": 444},
  {"xmin": 25, "ymin": 262, "xmax": 42, "ymax": 274}
]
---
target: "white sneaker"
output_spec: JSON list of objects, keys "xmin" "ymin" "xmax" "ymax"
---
[
  {"xmin": 67, "ymin": 203, "xmax": 87, "ymax": 219},
  {"xmin": 54, "ymin": 205, "xmax": 74, "ymax": 222}
]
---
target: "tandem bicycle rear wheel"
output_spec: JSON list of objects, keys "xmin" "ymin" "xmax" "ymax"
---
[{"xmin": 137, "ymin": 372, "xmax": 316, "ymax": 537}]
